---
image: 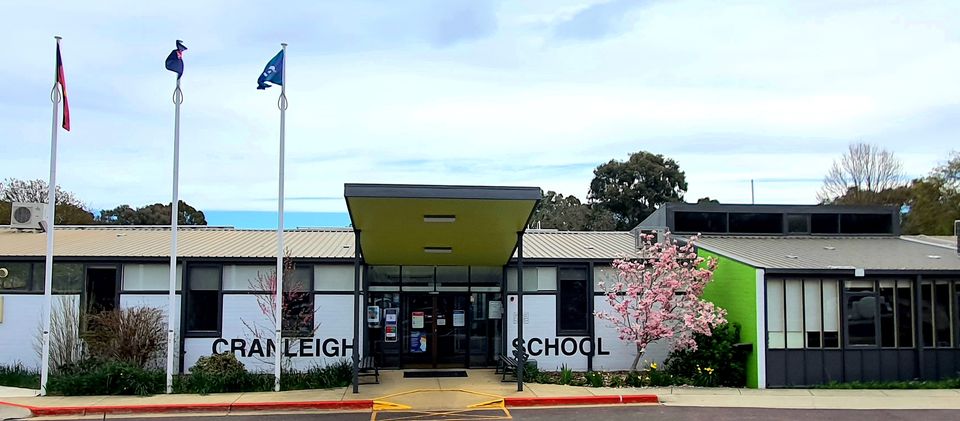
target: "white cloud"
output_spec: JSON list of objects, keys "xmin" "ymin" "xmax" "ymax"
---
[{"xmin": 2, "ymin": 0, "xmax": 958, "ymax": 216}]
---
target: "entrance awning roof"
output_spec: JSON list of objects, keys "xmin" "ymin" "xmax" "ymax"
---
[{"xmin": 344, "ymin": 184, "xmax": 542, "ymax": 266}]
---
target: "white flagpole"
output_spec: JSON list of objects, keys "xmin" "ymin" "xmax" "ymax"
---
[
  {"xmin": 273, "ymin": 42, "xmax": 288, "ymax": 392},
  {"xmin": 40, "ymin": 35, "xmax": 63, "ymax": 397},
  {"xmin": 166, "ymin": 77, "xmax": 183, "ymax": 394}
]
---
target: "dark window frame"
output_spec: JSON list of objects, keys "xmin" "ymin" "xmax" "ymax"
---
[
  {"xmin": 556, "ymin": 266, "xmax": 590, "ymax": 336},
  {"xmin": 785, "ymin": 214, "xmax": 811, "ymax": 234},
  {"xmin": 282, "ymin": 264, "xmax": 316, "ymax": 337},
  {"xmin": 184, "ymin": 264, "xmax": 222, "ymax": 338}
]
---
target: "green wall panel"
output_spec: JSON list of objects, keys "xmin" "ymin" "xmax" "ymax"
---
[{"xmin": 700, "ymin": 250, "xmax": 760, "ymax": 388}]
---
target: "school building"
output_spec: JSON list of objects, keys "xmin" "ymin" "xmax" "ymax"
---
[{"xmin": 0, "ymin": 184, "xmax": 958, "ymax": 388}]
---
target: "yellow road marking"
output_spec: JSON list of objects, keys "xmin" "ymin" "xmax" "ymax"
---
[
  {"xmin": 370, "ymin": 388, "xmax": 511, "ymax": 420},
  {"xmin": 374, "ymin": 400, "xmax": 414, "ymax": 411}
]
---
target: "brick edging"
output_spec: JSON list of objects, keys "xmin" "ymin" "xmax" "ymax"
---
[
  {"xmin": 504, "ymin": 394, "xmax": 659, "ymax": 407},
  {"xmin": 0, "ymin": 399, "xmax": 374, "ymax": 416}
]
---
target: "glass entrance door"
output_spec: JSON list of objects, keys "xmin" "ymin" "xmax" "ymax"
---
[{"xmin": 403, "ymin": 294, "xmax": 468, "ymax": 368}]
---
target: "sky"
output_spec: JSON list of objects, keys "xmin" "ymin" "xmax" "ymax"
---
[{"xmin": 2, "ymin": 1, "xmax": 959, "ymax": 228}]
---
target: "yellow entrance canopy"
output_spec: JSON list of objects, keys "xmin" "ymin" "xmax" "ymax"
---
[{"xmin": 344, "ymin": 184, "xmax": 542, "ymax": 266}]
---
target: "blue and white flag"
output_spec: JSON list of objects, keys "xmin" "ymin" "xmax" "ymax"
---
[
  {"xmin": 257, "ymin": 50, "xmax": 284, "ymax": 90},
  {"xmin": 164, "ymin": 40, "xmax": 187, "ymax": 79}
]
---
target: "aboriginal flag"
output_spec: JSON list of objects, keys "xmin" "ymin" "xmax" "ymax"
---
[
  {"xmin": 165, "ymin": 40, "xmax": 187, "ymax": 79},
  {"xmin": 56, "ymin": 43, "xmax": 70, "ymax": 131}
]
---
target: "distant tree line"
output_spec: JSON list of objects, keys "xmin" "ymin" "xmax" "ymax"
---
[
  {"xmin": 530, "ymin": 151, "xmax": 687, "ymax": 231},
  {"xmin": 0, "ymin": 178, "xmax": 206, "ymax": 226},
  {"xmin": 817, "ymin": 143, "xmax": 959, "ymax": 235},
  {"xmin": 532, "ymin": 144, "xmax": 959, "ymax": 235}
]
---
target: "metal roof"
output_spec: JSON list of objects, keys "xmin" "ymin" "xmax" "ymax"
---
[
  {"xmin": 902, "ymin": 235, "xmax": 958, "ymax": 250},
  {"xmin": 0, "ymin": 227, "xmax": 356, "ymax": 259},
  {"xmin": 518, "ymin": 230, "xmax": 637, "ymax": 260},
  {"xmin": 0, "ymin": 227, "xmax": 636, "ymax": 261},
  {"xmin": 697, "ymin": 235, "xmax": 960, "ymax": 271}
]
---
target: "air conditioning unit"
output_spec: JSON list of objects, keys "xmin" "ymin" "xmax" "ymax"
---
[{"xmin": 10, "ymin": 202, "xmax": 45, "ymax": 230}]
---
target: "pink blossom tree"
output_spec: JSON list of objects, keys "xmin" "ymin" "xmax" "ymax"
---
[{"xmin": 595, "ymin": 232, "xmax": 726, "ymax": 372}]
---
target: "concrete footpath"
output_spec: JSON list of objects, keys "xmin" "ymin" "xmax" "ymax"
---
[{"xmin": 2, "ymin": 370, "xmax": 960, "ymax": 418}]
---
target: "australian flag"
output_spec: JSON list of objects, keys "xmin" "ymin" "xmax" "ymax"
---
[
  {"xmin": 257, "ymin": 50, "xmax": 284, "ymax": 89},
  {"xmin": 164, "ymin": 40, "xmax": 187, "ymax": 79}
]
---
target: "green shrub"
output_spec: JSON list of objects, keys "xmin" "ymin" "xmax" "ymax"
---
[
  {"xmin": 0, "ymin": 363, "xmax": 40, "ymax": 389},
  {"xmin": 178, "ymin": 353, "xmax": 268, "ymax": 394},
  {"xmin": 47, "ymin": 359, "xmax": 164, "ymax": 396},
  {"xmin": 585, "ymin": 371, "xmax": 604, "ymax": 387},
  {"xmin": 83, "ymin": 307, "xmax": 166, "ymax": 369},
  {"xmin": 625, "ymin": 371, "xmax": 643, "ymax": 387},
  {"xmin": 645, "ymin": 364, "xmax": 674, "ymax": 386},
  {"xmin": 558, "ymin": 364, "xmax": 574, "ymax": 385},
  {"xmin": 608, "ymin": 374, "xmax": 627, "ymax": 388},
  {"xmin": 663, "ymin": 322, "xmax": 747, "ymax": 387},
  {"xmin": 522, "ymin": 364, "xmax": 548, "ymax": 383},
  {"xmin": 281, "ymin": 360, "xmax": 352, "ymax": 391}
]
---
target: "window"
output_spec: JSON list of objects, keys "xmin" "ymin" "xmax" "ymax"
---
[
  {"xmin": 0, "ymin": 262, "xmax": 82, "ymax": 293},
  {"xmin": 368, "ymin": 266, "xmax": 400, "ymax": 292},
  {"xmin": 729, "ymin": 213, "xmax": 782, "ymax": 234},
  {"xmin": 315, "ymin": 265, "xmax": 357, "ymax": 292},
  {"xmin": 839, "ymin": 213, "xmax": 893, "ymax": 234},
  {"xmin": 185, "ymin": 266, "xmax": 220, "ymax": 334},
  {"xmin": 436, "ymin": 266, "xmax": 468, "ymax": 292},
  {"xmin": 822, "ymin": 281, "xmax": 840, "ymax": 347},
  {"xmin": 922, "ymin": 281, "xmax": 955, "ymax": 348},
  {"xmin": 878, "ymin": 280, "xmax": 913, "ymax": 348},
  {"xmin": 557, "ymin": 267, "xmax": 589, "ymax": 335},
  {"xmin": 122, "ymin": 264, "xmax": 183, "ymax": 291},
  {"xmin": 896, "ymin": 281, "xmax": 914, "ymax": 347},
  {"xmin": 767, "ymin": 279, "xmax": 785, "ymax": 348},
  {"xmin": 0, "ymin": 262, "xmax": 38, "ymax": 291},
  {"xmin": 222, "ymin": 265, "xmax": 274, "ymax": 291},
  {"xmin": 283, "ymin": 266, "xmax": 314, "ymax": 336},
  {"xmin": 674, "ymin": 211, "xmax": 727, "ymax": 233},
  {"xmin": 846, "ymin": 294, "xmax": 877, "ymax": 346},
  {"xmin": 786, "ymin": 214, "xmax": 810, "ymax": 234},
  {"xmin": 845, "ymin": 280, "xmax": 878, "ymax": 346},
  {"xmin": 785, "ymin": 279, "xmax": 803, "ymax": 348},
  {"xmin": 506, "ymin": 267, "xmax": 538, "ymax": 292},
  {"xmin": 804, "ymin": 279, "xmax": 822, "ymax": 347},
  {"xmin": 469, "ymin": 266, "xmax": 502, "ymax": 292},
  {"xmin": 401, "ymin": 266, "xmax": 434, "ymax": 292},
  {"xmin": 767, "ymin": 278, "xmax": 841, "ymax": 349},
  {"xmin": 811, "ymin": 214, "xmax": 839, "ymax": 234}
]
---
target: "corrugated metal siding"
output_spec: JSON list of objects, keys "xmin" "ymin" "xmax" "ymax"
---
[
  {"xmin": 0, "ymin": 227, "xmax": 635, "ymax": 261},
  {"xmin": 520, "ymin": 231, "xmax": 636, "ymax": 260},
  {"xmin": 0, "ymin": 227, "xmax": 356, "ymax": 259},
  {"xmin": 697, "ymin": 236, "xmax": 960, "ymax": 271}
]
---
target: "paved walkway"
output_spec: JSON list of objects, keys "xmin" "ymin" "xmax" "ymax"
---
[{"xmin": 2, "ymin": 369, "xmax": 960, "ymax": 418}]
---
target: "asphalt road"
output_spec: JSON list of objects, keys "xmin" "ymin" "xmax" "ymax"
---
[{"xmin": 38, "ymin": 406, "xmax": 960, "ymax": 420}]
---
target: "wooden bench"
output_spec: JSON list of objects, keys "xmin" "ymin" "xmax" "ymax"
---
[
  {"xmin": 498, "ymin": 355, "xmax": 519, "ymax": 382},
  {"xmin": 358, "ymin": 356, "xmax": 380, "ymax": 384}
]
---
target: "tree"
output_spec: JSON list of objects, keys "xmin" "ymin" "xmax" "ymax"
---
[
  {"xmin": 0, "ymin": 178, "xmax": 94, "ymax": 225},
  {"xmin": 595, "ymin": 233, "xmax": 726, "ymax": 372},
  {"xmin": 241, "ymin": 254, "xmax": 319, "ymax": 366},
  {"xmin": 696, "ymin": 197, "xmax": 720, "ymax": 205},
  {"xmin": 588, "ymin": 151, "xmax": 687, "ymax": 230},
  {"xmin": 529, "ymin": 191, "xmax": 617, "ymax": 231},
  {"xmin": 818, "ymin": 143, "xmax": 905, "ymax": 204},
  {"xmin": 901, "ymin": 152, "xmax": 960, "ymax": 235},
  {"xmin": 98, "ymin": 200, "xmax": 207, "ymax": 225}
]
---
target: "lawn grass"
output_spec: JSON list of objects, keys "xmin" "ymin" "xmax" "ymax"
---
[{"xmin": 817, "ymin": 378, "xmax": 960, "ymax": 389}]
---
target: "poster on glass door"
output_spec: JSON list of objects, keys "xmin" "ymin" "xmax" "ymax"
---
[
  {"xmin": 410, "ymin": 331, "xmax": 427, "ymax": 353},
  {"xmin": 412, "ymin": 311, "xmax": 424, "ymax": 329}
]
